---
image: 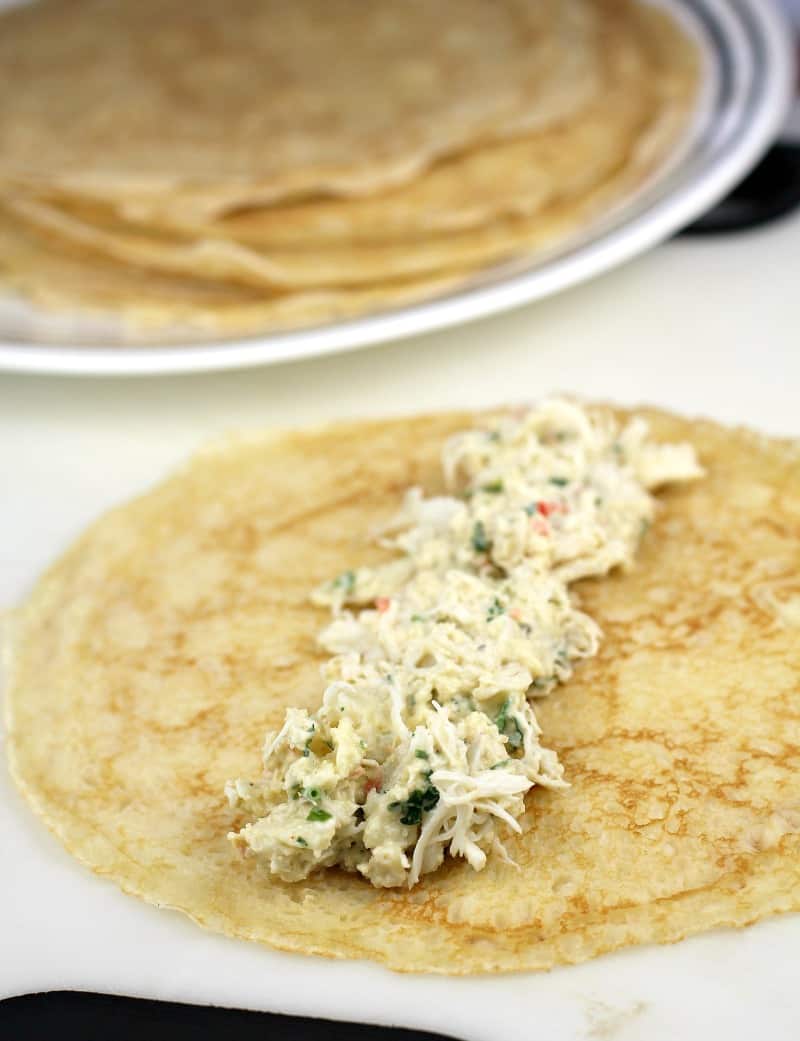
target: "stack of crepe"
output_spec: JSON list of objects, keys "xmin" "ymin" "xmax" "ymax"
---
[{"xmin": 0, "ymin": 0, "xmax": 699, "ymax": 339}]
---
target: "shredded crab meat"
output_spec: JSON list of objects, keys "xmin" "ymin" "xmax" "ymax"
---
[{"xmin": 226, "ymin": 400, "xmax": 703, "ymax": 887}]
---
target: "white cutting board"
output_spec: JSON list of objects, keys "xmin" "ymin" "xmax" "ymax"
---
[{"xmin": 3, "ymin": 210, "xmax": 800, "ymax": 1040}]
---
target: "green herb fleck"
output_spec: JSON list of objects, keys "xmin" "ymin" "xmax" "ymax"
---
[
  {"xmin": 487, "ymin": 431, "xmax": 501, "ymax": 443},
  {"xmin": 307, "ymin": 808, "xmax": 332, "ymax": 822},
  {"xmin": 391, "ymin": 784, "xmax": 440, "ymax": 826},
  {"xmin": 296, "ymin": 837, "xmax": 308, "ymax": 847},
  {"xmin": 471, "ymin": 520, "xmax": 492, "ymax": 554},
  {"xmin": 410, "ymin": 613, "xmax": 425, "ymax": 622},
  {"xmin": 415, "ymin": 749, "xmax": 429, "ymax": 760},
  {"xmin": 304, "ymin": 786, "xmax": 321, "ymax": 802},
  {"xmin": 495, "ymin": 698, "xmax": 509, "ymax": 732},
  {"xmin": 482, "ymin": 480, "xmax": 504, "ymax": 494},
  {"xmin": 495, "ymin": 697, "xmax": 524, "ymax": 752},
  {"xmin": 487, "ymin": 596, "xmax": 505, "ymax": 621},
  {"xmin": 302, "ymin": 748, "xmax": 311, "ymax": 757},
  {"xmin": 523, "ymin": 502, "xmax": 539, "ymax": 516},
  {"xmin": 491, "ymin": 759, "xmax": 511, "ymax": 770},
  {"xmin": 332, "ymin": 569, "xmax": 356, "ymax": 595},
  {"xmin": 549, "ymin": 476, "xmax": 569, "ymax": 487}
]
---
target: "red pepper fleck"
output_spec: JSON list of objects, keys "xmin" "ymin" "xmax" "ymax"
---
[
  {"xmin": 530, "ymin": 516, "xmax": 549, "ymax": 536},
  {"xmin": 509, "ymin": 607, "xmax": 523, "ymax": 621},
  {"xmin": 376, "ymin": 597, "xmax": 391, "ymax": 613},
  {"xmin": 364, "ymin": 772, "xmax": 383, "ymax": 794}
]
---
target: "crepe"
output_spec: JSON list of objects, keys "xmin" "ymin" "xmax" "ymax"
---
[
  {"xmin": 5, "ymin": 407, "xmax": 800, "ymax": 973},
  {"xmin": 4, "ymin": 2, "xmax": 697, "ymax": 292},
  {"xmin": 9, "ymin": 103, "xmax": 642, "ymax": 258},
  {"xmin": 2, "ymin": 164, "xmax": 639, "ymax": 293},
  {"xmin": 11, "ymin": 0, "xmax": 663, "ymax": 250},
  {"xmin": 0, "ymin": 0, "xmax": 602, "ymax": 220},
  {"xmin": 0, "ymin": 130, "xmax": 664, "ymax": 336},
  {"xmin": 0, "ymin": 211, "xmax": 471, "ymax": 338},
  {"xmin": 0, "ymin": 0, "xmax": 700, "ymax": 335}
]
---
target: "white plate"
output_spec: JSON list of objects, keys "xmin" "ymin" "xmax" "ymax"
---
[{"xmin": 0, "ymin": 0, "xmax": 792, "ymax": 376}]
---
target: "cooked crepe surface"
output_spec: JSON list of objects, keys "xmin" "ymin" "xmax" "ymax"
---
[
  {"xmin": 5, "ymin": 407, "xmax": 800, "ymax": 973},
  {"xmin": 0, "ymin": 0, "xmax": 700, "ymax": 336}
]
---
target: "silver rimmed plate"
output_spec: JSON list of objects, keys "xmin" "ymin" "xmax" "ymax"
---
[{"xmin": 0, "ymin": 0, "xmax": 792, "ymax": 375}]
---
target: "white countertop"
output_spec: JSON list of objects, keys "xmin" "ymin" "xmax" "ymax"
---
[{"xmin": 3, "ymin": 209, "xmax": 800, "ymax": 1040}]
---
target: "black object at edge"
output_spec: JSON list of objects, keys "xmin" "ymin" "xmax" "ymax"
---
[
  {"xmin": 0, "ymin": 991, "xmax": 455, "ymax": 1041},
  {"xmin": 680, "ymin": 143, "xmax": 800, "ymax": 234}
]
